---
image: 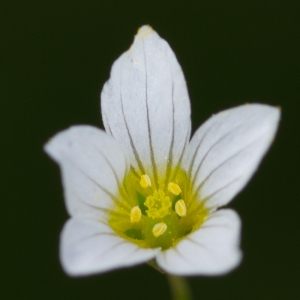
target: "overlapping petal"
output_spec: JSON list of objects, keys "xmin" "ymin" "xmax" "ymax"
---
[
  {"xmin": 101, "ymin": 25, "xmax": 191, "ymax": 185},
  {"xmin": 183, "ymin": 104, "xmax": 280, "ymax": 209},
  {"xmin": 61, "ymin": 218, "xmax": 158, "ymax": 276},
  {"xmin": 156, "ymin": 209, "xmax": 242, "ymax": 275},
  {"xmin": 44, "ymin": 125, "xmax": 130, "ymax": 219}
]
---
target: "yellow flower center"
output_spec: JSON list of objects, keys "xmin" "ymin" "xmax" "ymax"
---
[
  {"xmin": 108, "ymin": 167, "xmax": 208, "ymax": 250},
  {"xmin": 144, "ymin": 190, "xmax": 171, "ymax": 219}
]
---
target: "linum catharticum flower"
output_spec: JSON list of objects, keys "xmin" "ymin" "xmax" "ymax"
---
[{"xmin": 45, "ymin": 25, "xmax": 280, "ymax": 276}]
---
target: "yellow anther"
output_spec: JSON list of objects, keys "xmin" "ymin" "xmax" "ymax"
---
[
  {"xmin": 140, "ymin": 174, "xmax": 151, "ymax": 188},
  {"xmin": 168, "ymin": 182, "xmax": 182, "ymax": 195},
  {"xmin": 175, "ymin": 200, "xmax": 187, "ymax": 217},
  {"xmin": 130, "ymin": 206, "xmax": 142, "ymax": 223},
  {"xmin": 152, "ymin": 222, "xmax": 167, "ymax": 237}
]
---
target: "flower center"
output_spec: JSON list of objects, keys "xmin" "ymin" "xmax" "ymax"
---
[
  {"xmin": 144, "ymin": 190, "xmax": 171, "ymax": 219},
  {"xmin": 108, "ymin": 167, "xmax": 208, "ymax": 250}
]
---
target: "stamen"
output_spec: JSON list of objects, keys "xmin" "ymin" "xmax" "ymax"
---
[
  {"xmin": 130, "ymin": 206, "xmax": 142, "ymax": 223},
  {"xmin": 168, "ymin": 182, "xmax": 182, "ymax": 195},
  {"xmin": 152, "ymin": 222, "xmax": 167, "ymax": 237},
  {"xmin": 175, "ymin": 199, "xmax": 187, "ymax": 217},
  {"xmin": 140, "ymin": 174, "xmax": 151, "ymax": 188}
]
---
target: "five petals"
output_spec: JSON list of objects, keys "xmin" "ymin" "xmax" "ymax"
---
[{"xmin": 44, "ymin": 25, "xmax": 280, "ymax": 276}]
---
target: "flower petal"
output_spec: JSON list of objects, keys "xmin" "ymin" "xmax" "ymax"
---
[
  {"xmin": 101, "ymin": 25, "xmax": 191, "ymax": 184},
  {"xmin": 61, "ymin": 218, "xmax": 158, "ymax": 276},
  {"xmin": 44, "ymin": 125, "xmax": 130, "ymax": 218},
  {"xmin": 184, "ymin": 104, "xmax": 280, "ymax": 209},
  {"xmin": 156, "ymin": 209, "xmax": 242, "ymax": 275}
]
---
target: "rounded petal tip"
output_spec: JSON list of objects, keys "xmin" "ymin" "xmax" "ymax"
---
[{"xmin": 136, "ymin": 25, "xmax": 155, "ymax": 39}]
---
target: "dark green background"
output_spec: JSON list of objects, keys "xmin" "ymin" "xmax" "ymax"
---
[{"xmin": 1, "ymin": 1, "xmax": 299, "ymax": 299}]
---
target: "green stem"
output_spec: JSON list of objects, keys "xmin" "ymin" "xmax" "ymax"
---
[{"xmin": 167, "ymin": 275, "xmax": 193, "ymax": 300}]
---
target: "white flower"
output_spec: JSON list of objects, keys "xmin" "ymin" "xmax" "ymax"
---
[{"xmin": 44, "ymin": 25, "xmax": 280, "ymax": 276}]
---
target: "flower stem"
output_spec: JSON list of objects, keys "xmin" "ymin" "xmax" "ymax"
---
[{"xmin": 167, "ymin": 275, "xmax": 193, "ymax": 300}]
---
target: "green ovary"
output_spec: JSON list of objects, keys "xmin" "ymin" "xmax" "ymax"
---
[{"xmin": 108, "ymin": 167, "xmax": 208, "ymax": 250}]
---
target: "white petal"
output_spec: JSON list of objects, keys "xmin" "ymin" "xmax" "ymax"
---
[
  {"xmin": 44, "ymin": 125, "xmax": 130, "ymax": 218},
  {"xmin": 156, "ymin": 209, "xmax": 242, "ymax": 275},
  {"xmin": 184, "ymin": 104, "xmax": 280, "ymax": 208},
  {"xmin": 61, "ymin": 218, "xmax": 158, "ymax": 276},
  {"xmin": 101, "ymin": 25, "xmax": 191, "ymax": 184}
]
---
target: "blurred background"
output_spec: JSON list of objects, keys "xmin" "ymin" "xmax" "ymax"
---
[{"xmin": 1, "ymin": 0, "xmax": 299, "ymax": 299}]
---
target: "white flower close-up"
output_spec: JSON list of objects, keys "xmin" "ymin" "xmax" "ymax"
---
[{"xmin": 44, "ymin": 25, "xmax": 280, "ymax": 277}]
